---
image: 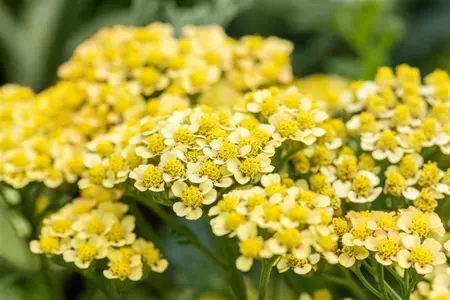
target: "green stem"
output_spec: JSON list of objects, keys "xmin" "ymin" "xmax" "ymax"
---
[
  {"xmin": 377, "ymin": 264, "xmax": 389, "ymax": 300},
  {"xmin": 216, "ymin": 237, "xmax": 247, "ymax": 300},
  {"xmin": 339, "ymin": 267, "xmax": 368, "ymax": 300},
  {"xmin": 403, "ymin": 270, "xmax": 410, "ymax": 300},
  {"xmin": 134, "ymin": 196, "xmax": 227, "ymax": 269},
  {"xmin": 385, "ymin": 284, "xmax": 402, "ymax": 300},
  {"xmin": 353, "ymin": 267, "xmax": 382, "ymax": 299},
  {"xmin": 387, "ymin": 266, "xmax": 405, "ymax": 290},
  {"xmin": 40, "ymin": 256, "xmax": 60, "ymax": 300},
  {"xmin": 258, "ymin": 258, "xmax": 276, "ymax": 300}
]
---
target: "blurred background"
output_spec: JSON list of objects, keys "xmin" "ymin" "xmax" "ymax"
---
[
  {"xmin": 0, "ymin": 0, "xmax": 449, "ymax": 93},
  {"xmin": 1, "ymin": 0, "xmax": 450, "ymax": 299}
]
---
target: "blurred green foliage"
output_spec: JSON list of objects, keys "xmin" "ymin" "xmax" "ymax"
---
[{"xmin": 0, "ymin": 0, "xmax": 449, "ymax": 92}]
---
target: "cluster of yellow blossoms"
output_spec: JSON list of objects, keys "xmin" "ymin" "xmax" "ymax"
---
[
  {"xmin": 0, "ymin": 23, "xmax": 293, "ymax": 190},
  {"xmin": 210, "ymin": 174, "xmax": 332, "ymax": 274},
  {"xmin": 30, "ymin": 186, "xmax": 168, "ymax": 281},
  {"xmin": 59, "ymin": 22, "xmax": 293, "ymax": 98},
  {"xmin": 79, "ymin": 86, "xmax": 329, "ymax": 221},
  {"xmin": 1, "ymin": 21, "xmax": 450, "ymax": 297}
]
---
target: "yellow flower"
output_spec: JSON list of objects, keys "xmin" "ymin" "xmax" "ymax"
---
[
  {"xmin": 171, "ymin": 180, "xmax": 217, "ymax": 220},
  {"xmin": 132, "ymin": 238, "xmax": 168, "ymax": 273},
  {"xmin": 398, "ymin": 235, "xmax": 446, "ymax": 274},
  {"xmin": 63, "ymin": 236, "xmax": 109, "ymax": 269}
]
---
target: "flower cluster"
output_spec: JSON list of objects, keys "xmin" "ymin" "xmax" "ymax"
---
[
  {"xmin": 79, "ymin": 86, "xmax": 329, "ymax": 220},
  {"xmin": 0, "ymin": 80, "xmax": 148, "ymax": 189},
  {"xmin": 412, "ymin": 265, "xmax": 450, "ymax": 300},
  {"xmin": 59, "ymin": 23, "xmax": 293, "ymax": 97},
  {"xmin": 209, "ymin": 173, "xmax": 333, "ymax": 274},
  {"xmin": 30, "ymin": 186, "xmax": 167, "ymax": 280},
  {"xmin": 331, "ymin": 207, "xmax": 447, "ymax": 275},
  {"xmin": 345, "ymin": 65, "xmax": 450, "ymax": 161},
  {"xmin": 1, "ymin": 19, "xmax": 448, "ymax": 297}
]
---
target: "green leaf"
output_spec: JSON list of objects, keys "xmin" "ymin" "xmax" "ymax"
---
[{"xmin": 0, "ymin": 209, "xmax": 39, "ymax": 272}]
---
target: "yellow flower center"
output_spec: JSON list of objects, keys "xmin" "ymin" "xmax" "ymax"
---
[
  {"xmin": 358, "ymin": 154, "xmax": 376, "ymax": 172},
  {"xmin": 225, "ymin": 212, "xmax": 246, "ymax": 231},
  {"xmin": 399, "ymin": 155, "xmax": 418, "ymax": 179},
  {"xmin": 415, "ymin": 189, "xmax": 437, "ymax": 212},
  {"xmin": 418, "ymin": 162, "xmax": 440, "ymax": 188},
  {"xmin": 410, "ymin": 213, "xmax": 430, "ymax": 237},
  {"xmin": 311, "ymin": 146, "xmax": 331, "ymax": 167},
  {"xmin": 126, "ymin": 151, "xmax": 143, "ymax": 170},
  {"xmin": 190, "ymin": 70, "xmax": 207, "ymax": 88},
  {"xmin": 88, "ymin": 165, "xmax": 105, "ymax": 185},
  {"xmin": 185, "ymin": 149, "xmax": 201, "ymax": 162},
  {"xmin": 240, "ymin": 237, "xmax": 263, "ymax": 257},
  {"xmin": 265, "ymin": 183, "xmax": 286, "ymax": 197},
  {"xmin": 199, "ymin": 161, "xmax": 222, "ymax": 181},
  {"xmin": 317, "ymin": 234, "xmax": 337, "ymax": 251},
  {"xmin": 218, "ymin": 141, "xmax": 238, "ymax": 160},
  {"xmin": 287, "ymin": 205, "xmax": 308, "ymax": 223},
  {"xmin": 352, "ymin": 175, "xmax": 373, "ymax": 197},
  {"xmin": 332, "ymin": 218, "xmax": 349, "ymax": 236},
  {"xmin": 351, "ymin": 223, "xmax": 373, "ymax": 240},
  {"xmin": 376, "ymin": 239, "xmax": 400, "ymax": 260},
  {"xmin": 384, "ymin": 171, "xmax": 406, "ymax": 197},
  {"xmin": 260, "ymin": 97, "xmax": 278, "ymax": 117},
  {"xmin": 367, "ymin": 94, "xmax": 387, "ymax": 114},
  {"xmin": 296, "ymin": 112, "xmax": 315, "ymax": 131},
  {"xmin": 359, "ymin": 112, "xmax": 378, "ymax": 133},
  {"xmin": 264, "ymin": 204, "xmax": 282, "ymax": 222},
  {"xmin": 247, "ymin": 194, "xmax": 267, "ymax": 211},
  {"xmin": 10, "ymin": 151, "xmax": 28, "ymax": 168},
  {"xmin": 52, "ymin": 219, "xmax": 72, "ymax": 234},
  {"xmin": 277, "ymin": 120, "xmax": 298, "ymax": 137},
  {"xmin": 174, "ymin": 128, "xmax": 196, "ymax": 146},
  {"xmin": 250, "ymin": 128, "xmax": 270, "ymax": 146},
  {"xmin": 142, "ymin": 246, "xmax": 160, "ymax": 266},
  {"xmin": 108, "ymin": 154, "xmax": 125, "ymax": 173},
  {"xmin": 163, "ymin": 159, "xmax": 185, "ymax": 179},
  {"xmin": 392, "ymin": 104, "xmax": 411, "ymax": 126},
  {"xmin": 146, "ymin": 134, "xmax": 165, "ymax": 154},
  {"xmin": 40, "ymin": 236, "xmax": 60, "ymax": 253},
  {"xmin": 85, "ymin": 217, "xmax": 105, "ymax": 235},
  {"xmin": 283, "ymin": 94, "xmax": 300, "ymax": 109},
  {"xmin": 198, "ymin": 115, "xmax": 218, "ymax": 136},
  {"xmin": 284, "ymin": 253, "xmax": 309, "ymax": 269},
  {"xmin": 337, "ymin": 157, "xmax": 357, "ymax": 182},
  {"xmin": 95, "ymin": 141, "xmax": 115, "ymax": 157},
  {"xmin": 110, "ymin": 259, "xmax": 131, "ymax": 280},
  {"xmin": 77, "ymin": 243, "xmax": 97, "ymax": 262},
  {"xmin": 262, "ymin": 62, "xmax": 280, "ymax": 81},
  {"xmin": 142, "ymin": 165, "xmax": 163, "ymax": 188},
  {"xmin": 67, "ymin": 158, "xmax": 84, "ymax": 175},
  {"xmin": 207, "ymin": 128, "xmax": 227, "ymax": 142},
  {"xmin": 119, "ymin": 247, "xmax": 135, "ymax": 260},
  {"xmin": 239, "ymin": 116, "xmax": 259, "ymax": 130},
  {"xmin": 376, "ymin": 215, "xmax": 398, "ymax": 229},
  {"xmin": 290, "ymin": 151, "xmax": 310, "ymax": 174},
  {"xmin": 341, "ymin": 245, "xmax": 356, "ymax": 257},
  {"xmin": 431, "ymin": 102, "xmax": 449, "ymax": 124},
  {"xmin": 238, "ymin": 158, "xmax": 260, "ymax": 178},
  {"xmin": 34, "ymin": 155, "xmax": 51, "ymax": 170},
  {"xmin": 313, "ymin": 290, "xmax": 332, "ymax": 300},
  {"xmin": 139, "ymin": 67, "xmax": 160, "ymax": 86},
  {"xmin": 376, "ymin": 130, "xmax": 398, "ymax": 150},
  {"xmin": 238, "ymin": 138, "xmax": 260, "ymax": 158},
  {"xmin": 217, "ymin": 196, "xmax": 238, "ymax": 212},
  {"xmin": 106, "ymin": 223, "xmax": 125, "ymax": 242},
  {"xmin": 410, "ymin": 246, "xmax": 433, "ymax": 265},
  {"xmin": 181, "ymin": 186, "xmax": 204, "ymax": 208},
  {"xmin": 421, "ymin": 118, "xmax": 437, "ymax": 140}
]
